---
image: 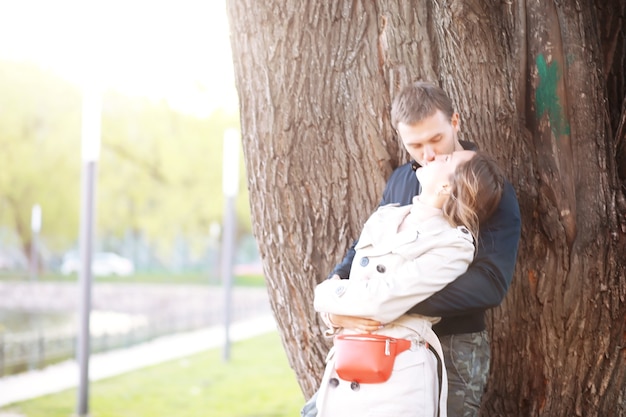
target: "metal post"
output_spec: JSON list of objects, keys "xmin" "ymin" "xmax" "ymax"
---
[
  {"xmin": 76, "ymin": 68, "xmax": 101, "ymax": 417},
  {"xmin": 0, "ymin": 331, "xmax": 4, "ymax": 377},
  {"xmin": 77, "ymin": 160, "xmax": 97, "ymax": 416},
  {"xmin": 30, "ymin": 204, "xmax": 41, "ymax": 281},
  {"xmin": 221, "ymin": 129, "xmax": 239, "ymax": 362},
  {"xmin": 28, "ymin": 204, "xmax": 42, "ymax": 371},
  {"xmin": 221, "ymin": 196, "xmax": 236, "ymax": 361}
]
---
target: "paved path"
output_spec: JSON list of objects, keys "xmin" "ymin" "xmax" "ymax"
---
[{"xmin": 0, "ymin": 315, "xmax": 278, "ymax": 408}]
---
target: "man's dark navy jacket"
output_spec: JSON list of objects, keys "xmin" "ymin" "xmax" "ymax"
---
[{"xmin": 329, "ymin": 144, "xmax": 522, "ymax": 336}]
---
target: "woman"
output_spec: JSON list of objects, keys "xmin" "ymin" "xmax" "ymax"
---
[{"xmin": 313, "ymin": 150, "xmax": 504, "ymax": 417}]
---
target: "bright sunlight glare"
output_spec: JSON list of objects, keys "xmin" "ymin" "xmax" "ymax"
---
[{"xmin": 0, "ymin": 0, "xmax": 238, "ymax": 117}]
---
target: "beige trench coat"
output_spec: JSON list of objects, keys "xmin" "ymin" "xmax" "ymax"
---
[{"xmin": 314, "ymin": 201, "xmax": 475, "ymax": 417}]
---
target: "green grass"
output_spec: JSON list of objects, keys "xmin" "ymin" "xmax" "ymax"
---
[
  {"xmin": 0, "ymin": 271, "xmax": 266, "ymax": 287},
  {"xmin": 0, "ymin": 331, "xmax": 304, "ymax": 417}
]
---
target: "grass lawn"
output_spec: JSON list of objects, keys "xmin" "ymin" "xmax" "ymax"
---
[
  {"xmin": 0, "ymin": 271, "xmax": 267, "ymax": 287},
  {"xmin": 0, "ymin": 332, "xmax": 305, "ymax": 417}
]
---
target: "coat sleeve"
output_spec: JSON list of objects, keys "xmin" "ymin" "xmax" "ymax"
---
[
  {"xmin": 314, "ymin": 231, "xmax": 475, "ymax": 324},
  {"xmin": 406, "ymin": 181, "xmax": 521, "ymax": 317}
]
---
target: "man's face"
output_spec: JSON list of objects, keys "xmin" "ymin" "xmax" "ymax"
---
[{"xmin": 397, "ymin": 110, "xmax": 461, "ymax": 167}]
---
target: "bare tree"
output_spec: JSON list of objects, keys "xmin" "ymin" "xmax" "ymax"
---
[{"xmin": 226, "ymin": 1, "xmax": 626, "ymax": 415}]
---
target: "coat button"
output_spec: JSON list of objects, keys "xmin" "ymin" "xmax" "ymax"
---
[
  {"xmin": 329, "ymin": 378, "xmax": 339, "ymax": 388},
  {"xmin": 350, "ymin": 381, "xmax": 360, "ymax": 391},
  {"xmin": 376, "ymin": 264, "xmax": 386, "ymax": 273},
  {"xmin": 360, "ymin": 257, "xmax": 369, "ymax": 267}
]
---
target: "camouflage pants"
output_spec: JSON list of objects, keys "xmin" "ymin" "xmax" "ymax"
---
[{"xmin": 440, "ymin": 331, "xmax": 491, "ymax": 417}]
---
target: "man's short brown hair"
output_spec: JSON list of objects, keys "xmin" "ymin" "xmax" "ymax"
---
[{"xmin": 390, "ymin": 81, "xmax": 455, "ymax": 129}]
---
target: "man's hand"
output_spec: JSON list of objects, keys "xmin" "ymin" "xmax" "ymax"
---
[{"xmin": 329, "ymin": 314, "xmax": 383, "ymax": 333}]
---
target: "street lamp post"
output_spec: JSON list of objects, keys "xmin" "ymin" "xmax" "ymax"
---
[
  {"xmin": 221, "ymin": 129, "xmax": 239, "ymax": 362},
  {"xmin": 30, "ymin": 204, "xmax": 41, "ymax": 281},
  {"xmin": 76, "ymin": 76, "xmax": 101, "ymax": 417},
  {"xmin": 28, "ymin": 203, "xmax": 42, "ymax": 371}
]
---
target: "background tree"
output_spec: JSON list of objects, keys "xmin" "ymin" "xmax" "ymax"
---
[
  {"xmin": 98, "ymin": 95, "xmax": 246, "ymax": 263},
  {"xmin": 0, "ymin": 62, "xmax": 82, "ymax": 261},
  {"xmin": 226, "ymin": 1, "xmax": 626, "ymax": 415},
  {"xmin": 0, "ymin": 60, "xmax": 248, "ymax": 271}
]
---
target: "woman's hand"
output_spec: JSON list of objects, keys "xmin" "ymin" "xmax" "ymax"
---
[{"xmin": 329, "ymin": 314, "xmax": 383, "ymax": 333}]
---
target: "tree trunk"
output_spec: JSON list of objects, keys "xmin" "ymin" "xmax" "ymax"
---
[{"xmin": 226, "ymin": 1, "xmax": 626, "ymax": 415}]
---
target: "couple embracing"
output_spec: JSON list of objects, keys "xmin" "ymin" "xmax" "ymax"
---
[{"xmin": 307, "ymin": 82, "xmax": 522, "ymax": 417}]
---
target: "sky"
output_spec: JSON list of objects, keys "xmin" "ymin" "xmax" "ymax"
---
[{"xmin": 0, "ymin": 0, "xmax": 238, "ymax": 117}]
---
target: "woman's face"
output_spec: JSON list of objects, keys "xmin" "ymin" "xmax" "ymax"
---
[{"xmin": 416, "ymin": 150, "xmax": 475, "ymax": 195}]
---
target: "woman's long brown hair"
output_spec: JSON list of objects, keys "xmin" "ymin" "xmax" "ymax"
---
[{"xmin": 442, "ymin": 152, "xmax": 505, "ymax": 242}]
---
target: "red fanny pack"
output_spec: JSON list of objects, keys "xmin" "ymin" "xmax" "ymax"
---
[{"xmin": 333, "ymin": 333, "xmax": 412, "ymax": 383}]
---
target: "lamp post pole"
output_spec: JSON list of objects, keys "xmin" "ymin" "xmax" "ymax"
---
[
  {"xmin": 28, "ymin": 204, "xmax": 42, "ymax": 370},
  {"xmin": 76, "ymin": 74, "xmax": 101, "ymax": 417},
  {"xmin": 221, "ymin": 129, "xmax": 239, "ymax": 362},
  {"xmin": 30, "ymin": 204, "xmax": 41, "ymax": 282}
]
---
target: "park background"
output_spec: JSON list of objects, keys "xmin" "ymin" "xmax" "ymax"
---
[
  {"xmin": 1, "ymin": 1, "xmax": 625, "ymax": 416},
  {"xmin": 0, "ymin": 1, "xmax": 305, "ymax": 416}
]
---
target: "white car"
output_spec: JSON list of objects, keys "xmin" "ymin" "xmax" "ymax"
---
[{"xmin": 61, "ymin": 252, "xmax": 135, "ymax": 277}]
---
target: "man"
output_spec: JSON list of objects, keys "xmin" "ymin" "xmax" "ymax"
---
[{"xmin": 319, "ymin": 81, "xmax": 521, "ymax": 416}]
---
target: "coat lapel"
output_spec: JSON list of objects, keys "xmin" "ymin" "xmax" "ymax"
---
[{"xmin": 355, "ymin": 205, "xmax": 419, "ymax": 256}]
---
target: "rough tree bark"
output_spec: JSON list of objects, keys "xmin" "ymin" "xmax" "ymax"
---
[{"xmin": 226, "ymin": 1, "xmax": 626, "ymax": 415}]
